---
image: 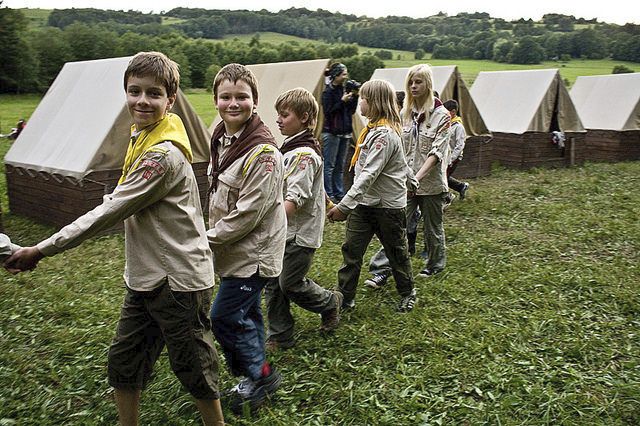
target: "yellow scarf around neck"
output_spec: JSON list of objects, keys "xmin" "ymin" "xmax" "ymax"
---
[
  {"xmin": 349, "ymin": 119, "xmax": 390, "ymax": 170},
  {"xmin": 451, "ymin": 115, "xmax": 463, "ymax": 126},
  {"xmin": 119, "ymin": 113, "xmax": 193, "ymax": 184}
]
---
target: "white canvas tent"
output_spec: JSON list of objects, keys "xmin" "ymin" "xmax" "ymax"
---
[
  {"xmin": 210, "ymin": 59, "xmax": 330, "ymax": 146},
  {"xmin": 4, "ymin": 56, "xmax": 211, "ymax": 227},
  {"xmin": 471, "ymin": 69, "xmax": 585, "ymax": 169},
  {"xmin": 354, "ymin": 65, "xmax": 492, "ymax": 178},
  {"xmin": 570, "ymin": 73, "xmax": 640, "ymax": 161}
]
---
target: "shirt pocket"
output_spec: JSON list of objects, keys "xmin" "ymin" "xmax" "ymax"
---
[
  {"xmin": 214, "ymin": 172, "xmax": 242, "ymax": 215},
  {"xmin": 419, "ymin": 131, "xmax": 434, "ymax": 154}
]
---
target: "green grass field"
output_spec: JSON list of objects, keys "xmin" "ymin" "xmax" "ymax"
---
[{"xmin": 1, "ymin": 94, "xmax": 639, "ymax": 424}]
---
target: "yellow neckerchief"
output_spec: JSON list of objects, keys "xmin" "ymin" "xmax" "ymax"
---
[
  {"xmin": 451, "ymin": 115, "xmax": 463, "ymax": 126},
  {"xmin": 349, "ymin": 119, "xmax": 390, "ymax": 170},
  {"xmin": 119, "ymin": 113, "xmax": 192, "ymax": 184}
]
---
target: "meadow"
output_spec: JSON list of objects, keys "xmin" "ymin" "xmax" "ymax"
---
[{"xmin": 1, "ymin": 91, "xmax": 639, "ymax": 424}]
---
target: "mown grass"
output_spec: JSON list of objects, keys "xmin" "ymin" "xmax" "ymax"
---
[
  {"xmin": 224, "ymin": 32, "xmax": 415, "ymax": 60},
  {"xmin": 2, "ymin": 99, "xmax": 639, "ymax": 425}
]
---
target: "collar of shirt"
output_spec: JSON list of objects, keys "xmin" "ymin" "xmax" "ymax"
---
[
  {"xmin": 220, "ymin": 127, "xmax": 246, "ymax": 147},
  {"xmin": 283, "ymin": 129, "xmax": 308, "ymax": 144}
]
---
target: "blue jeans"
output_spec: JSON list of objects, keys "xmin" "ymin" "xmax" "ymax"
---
[
  {"xmin": 210, "ymin": 274, "xmax": 270, "ymax": 380},
  {"xmin": 322, "ymin": 132, "xmax": 349, "ymax": 199}
]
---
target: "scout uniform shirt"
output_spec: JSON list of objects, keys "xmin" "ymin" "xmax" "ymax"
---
[
  {"xmin": 36, "ymin": 115, "xmax": 214, "ymax": 292},
  {"xmin": 207, "ymin": 128, "xmax": 286, "ymax": 278},
  {"xmin": 338, "ymin": 124, "xmax": 409, "ymax": 211},
  {"xmin": 449, "ymin": 117, "xmax": 467, "ymax": 164},
  {"xmin": 281, "ymin": 131, "xmax": 324, "ymax": 249},
  {"xmin": 403, "ymin": 101, "xmax": 451, "ymax": 195},
  {"xmin": 0, "ymin": 233, "xmax": 21, "ymax": 262}
]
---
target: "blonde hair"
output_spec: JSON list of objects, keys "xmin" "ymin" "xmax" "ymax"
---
[
  {"xmin": 402, "ymin": 64, "xmax": 435, "ymax": 123},
  {"xmin": 275, "ymin": 87, "xmax": 319, "ymax": 129},
  {"xmin": 359, "ymin": 79, "xmax": 401, "ymax": 133},
  {"xmin": 213, "ymin": 63, "xmax": 259, "ymax": 104},
  {"xmin": 124, "ymin": 51, "xmax": 180, "ymax": 97}
]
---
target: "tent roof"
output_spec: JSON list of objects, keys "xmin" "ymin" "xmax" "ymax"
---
[
  {"xmin": 210, "ymin": 59, "xmax": 330, "ymax": 146},
  {"xmin": 470, "ymin": 69, "xmax": 584, "ymax": 134},
  {"xmin": 354, "ymin": 65, "xmax": 490, "ymax": 138},
  {"xmin": 4, "ymin": 56, "xmax": 210, "ymax": 180},
  {"xmin": 570, "ymin": 73, "xmax": 640, "ymax": 131}
]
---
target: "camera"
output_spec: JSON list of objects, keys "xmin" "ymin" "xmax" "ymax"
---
[{"xmin": 345, "ymin": 79, "xmax": 361, "ymax": 94}]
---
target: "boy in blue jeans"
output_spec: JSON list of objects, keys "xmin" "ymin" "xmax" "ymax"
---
[
  {"xmin": 265, "ymin": 88, "xmax": 343, "ymax": 350},
  {"xmin": 4, "ymin": 52, "xmax": 224, "ymax": 425},
  {"xmin": 207, "ymin": 63, "xmax": 285, "ymax": 415}
]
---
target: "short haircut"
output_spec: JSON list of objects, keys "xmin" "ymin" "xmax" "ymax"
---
[
  {"xmin": 275, "ymin": 87, "xmax": 319, "ymax": 129},
  {"xmin": 360, "ymin": 79, "xmax": 401, "ymax": 133},
  {"xmin": 124, "ymin": 51, "xmax": 180, "ymax": 97},
  {"xmin": 443, "ymin": 99, "xmax": 459, "ymax": 112},
  {"xmin": 403, "ymin": 64, "xmax": 434, "ymax": 123},
  {"xmin": 213, "ymin": 63, "xmax": 259, "ymax": 104}
]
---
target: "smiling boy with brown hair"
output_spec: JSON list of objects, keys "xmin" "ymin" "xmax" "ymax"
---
[{"xmin": 4, "ymin": 51, "xmax": 224, "ymax": 426}]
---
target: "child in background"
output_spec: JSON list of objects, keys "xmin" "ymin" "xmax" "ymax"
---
[
  {"xmin": 443, "ymin": 99, "xmax": 469, "ymax": 203},
  {"xmin": 4, "ymin": 52, "xmax": 224, "ymax": 425},
  {"xmin": 327, "ymin": 79, "xmax": 417, "ymax": 313},
  {"xmin": 265, "ymin": 88, "xmax": 343, "ymax": 350},
  {"xmin": 207, "ymin": 63, "xmax": 285, "ymax": 415}
]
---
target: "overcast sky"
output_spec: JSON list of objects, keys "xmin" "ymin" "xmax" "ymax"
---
[{"xmin": 4, "ymin": 0, "xmax": 638, "ymax": 25}]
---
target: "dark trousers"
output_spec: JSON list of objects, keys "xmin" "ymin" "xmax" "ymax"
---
[
  {"xmin": 265, "ymin": 243, "xmax": 335, "ymax": 345},
  {"xmin": 210, "ymin": 274, "xmax": 270, "ymax": 381},
  {"xmin": 338, "ymin": 205, "xmax": 414, "ymax": 304},
  {"xmin": 447, "ymin": 159, "xmax": 466, "ymax": 193}
]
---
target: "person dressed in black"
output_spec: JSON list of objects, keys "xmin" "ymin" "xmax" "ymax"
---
[{"xmin": 321, "ymin": 63, "xmax": 358, "ymax": 203}]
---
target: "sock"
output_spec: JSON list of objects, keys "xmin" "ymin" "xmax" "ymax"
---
[{"xmin": 261, "ymin": 361, "xmax": 271, "ymax": 378}]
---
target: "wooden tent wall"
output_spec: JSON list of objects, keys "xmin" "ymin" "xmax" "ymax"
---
[
  {"xmin": 491, "ymin": 132, "xmax": 585, "ymax": 169},
  {"xmin": 453, "ymin": 136, "xmax": 493, "ymax": 179},
  {"xmin": 585, "ymin": 130, "xmax": 640, "ymax": 162},
  {"xmin": 5, "ymin": 162, "xmax": 210, "ymax": 230}
]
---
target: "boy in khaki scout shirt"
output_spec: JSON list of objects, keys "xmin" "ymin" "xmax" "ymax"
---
[
  {"xmin": 4, "ymin": 52, "xmax": 225, "ymax": 426},
  {"xmin": 264, "ymin": 88, "xmax": 343, "ymax": 351},
  {"xmin": 207, "ymin": 63, "xmax": 285, "ymax": 415}
]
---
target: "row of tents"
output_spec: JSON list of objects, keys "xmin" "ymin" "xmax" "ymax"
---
[{"xmin": 3, "ymin": 57, "xmax": 640, "ymax": 228}]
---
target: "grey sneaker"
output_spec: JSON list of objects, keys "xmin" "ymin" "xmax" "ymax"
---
[
  {"xmin": 444, "ymin": 192, "xmax": 456, "ymax": 209},
  {"xmin": 321, "ymin": 291, "xmax": 343, "ymax": 332},
  {"xmin": 227, "ymin": 369, "xmax": 282, "ymax": 415},
  {"xmin": 397, "ymin": 289, "xmax": 417, "ymax": 312},
  {"xmin": 364, "ymin": 271, "xmax": 390, "ymax": 289}
]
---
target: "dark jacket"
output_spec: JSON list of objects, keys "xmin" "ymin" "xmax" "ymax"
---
[{"xmin": 322, "ymin": 83, "xmax": 358, "ymax": 135}]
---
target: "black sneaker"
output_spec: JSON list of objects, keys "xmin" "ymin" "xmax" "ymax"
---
[
  {"xmin": 397, "ymin": 290, "xmax": 417, "ymax": 312},
  {"xmin": 320, "ymin": 291, "xmax": 343, "ymax": 332},
  {"xmin": 364, "ymin": 272, "xmax": 390, "ymax": 289},
  {"xmin": 418, "ymin": 268, "xmax": 441, "ymax": 277},
  {"xmin": 227, "ymin": 369, "xmax": 282, "ymax": 415},
  {"xmin": 459, "ymin": 182, "xmax": 469, "ymax": 200},
  {"xmin": 443, "ymin": 192, "xmax": 456, "ymax": 209}
]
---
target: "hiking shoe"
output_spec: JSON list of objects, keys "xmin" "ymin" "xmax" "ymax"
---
[
  {"xmin": 321, "ymin": 291, "xmax": 343, "ymax": 332},
  {"xmin": 227, "ymin": 369, "xmax": 282, "ymax": 415},
  {"xmin": 418, "ymin": 268, "xmax": 441, "ymax": 277},
  {"xmin": 341, "ymin": 298, "xmax": 355, "ymax": 310},
  {"xmin": 266, "ymin": 339, "xmax": 295, "ymax": 351},
  {"xmin": 459, "ymin": 182, "xmax": 470, "ymax": 200},
  {"xmin": 397, "ymin": 290, "xmax": 417, "ymax": 312},
  {"xmin": 364, "ymin": 272, "xmax": 390, "ymax": 289}
]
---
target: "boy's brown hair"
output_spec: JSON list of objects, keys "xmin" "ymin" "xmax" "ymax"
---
[
  {"xmin": 275, "ymin": 87, "xmax": 319, "ymax": 129},
  {"xmin": 123, "ymin": 51, "xmax": 180, "ymax": 97},
  {"xmin": 213, "ymin": 63, "xmax": 259, "ymax": 103}
]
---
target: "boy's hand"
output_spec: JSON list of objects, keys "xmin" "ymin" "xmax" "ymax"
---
[
  {"xmin": 327, "ymin": 206, "xmax": 348, "ymax": 222},
  {"xmin": 3, "ymin": 247, "xmax": 44, "ymax": 274}
]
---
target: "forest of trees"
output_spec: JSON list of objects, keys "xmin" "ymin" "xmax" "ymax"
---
[{"xmin": 1, "ymin": 6, "xmax": 639, "ymax": 94}]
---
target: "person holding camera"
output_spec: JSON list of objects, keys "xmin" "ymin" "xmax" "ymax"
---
[{"xmin": 321, "ymin": 63, "xmax": 359, "ymax": 203}]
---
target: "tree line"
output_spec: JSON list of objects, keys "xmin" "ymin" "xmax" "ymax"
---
[{"xmin": 1, "ymin": 6, "xmax": 639, "ymax": 94}]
